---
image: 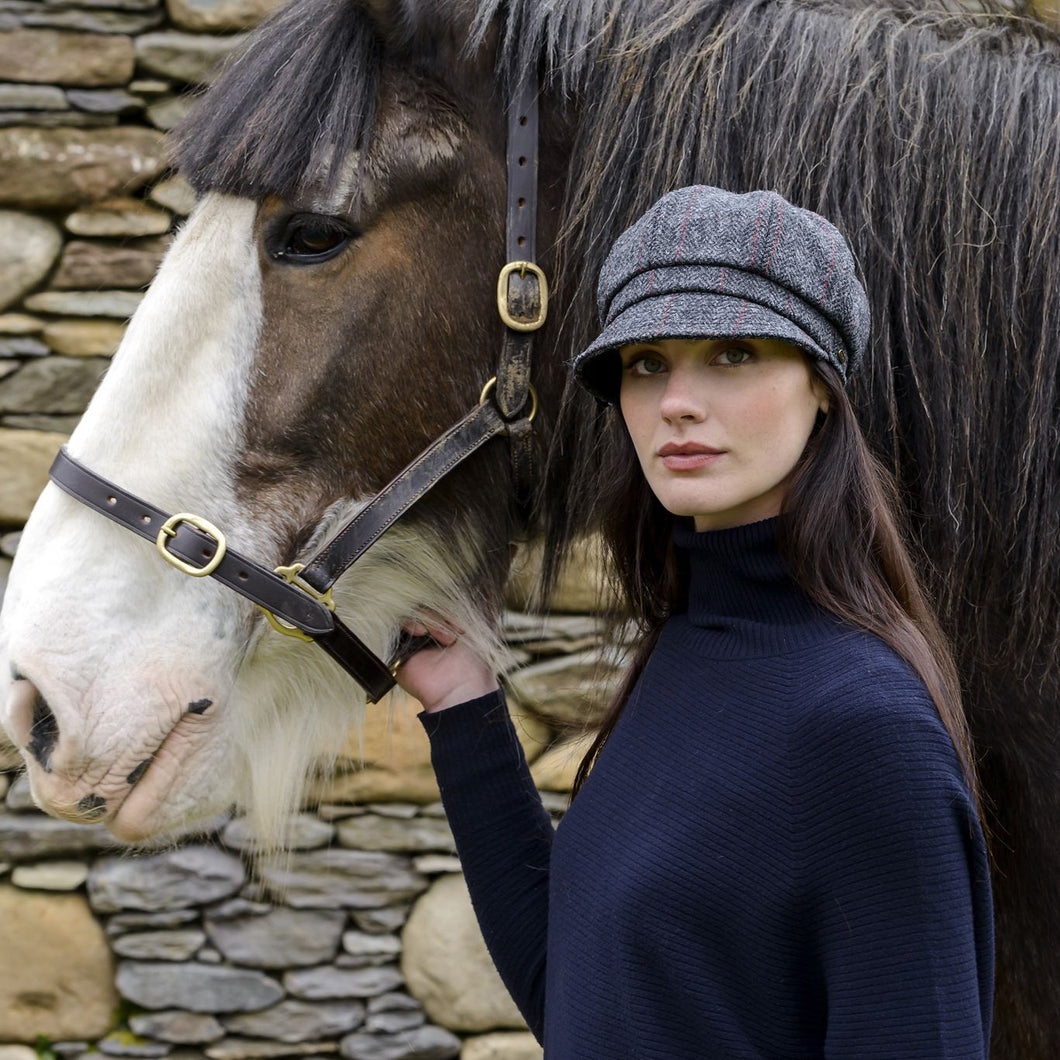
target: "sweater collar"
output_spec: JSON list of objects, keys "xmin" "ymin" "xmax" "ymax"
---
[{"xmin": 672, "ymin": 517, "xmax": 836, "ymax": 658}]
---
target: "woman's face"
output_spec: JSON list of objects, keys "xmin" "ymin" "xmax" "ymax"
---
[{"xmin": 618, "ymin": 337, "xmax": 827, "ymax": 531}]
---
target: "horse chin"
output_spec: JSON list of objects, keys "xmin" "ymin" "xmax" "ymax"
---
[{"xmin": 105, "ymin": 709, "xmax": 234, "ymax": 843}]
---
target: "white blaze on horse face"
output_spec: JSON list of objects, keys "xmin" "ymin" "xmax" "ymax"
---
[{"xmin": 0, "ymin": 194, "xmax": 264, "ymax": 839}]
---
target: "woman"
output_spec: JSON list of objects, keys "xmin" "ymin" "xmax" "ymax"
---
[{"xmin": 397, "ymin": 186, "xmax": 995, "ymax": 1058}]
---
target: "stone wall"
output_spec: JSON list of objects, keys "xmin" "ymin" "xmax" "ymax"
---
[{"xmin": 0, "ymin": 2, "xmax": 623, "ymax": 1059}]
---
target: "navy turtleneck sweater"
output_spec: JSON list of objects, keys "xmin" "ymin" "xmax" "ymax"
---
[{"xmin": 420, "ymin": 519, "xmax": 994, "ymax": 1058}]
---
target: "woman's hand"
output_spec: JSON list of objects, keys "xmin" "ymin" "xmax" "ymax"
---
[{"xmin": 393, "ymin": 618, "xmax": 499, "ymax": 714}]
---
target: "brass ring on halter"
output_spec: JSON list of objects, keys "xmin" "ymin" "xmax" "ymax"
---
[{"xmin": 478, "ymin": 377, "xmax": 539, "ymax": 423}]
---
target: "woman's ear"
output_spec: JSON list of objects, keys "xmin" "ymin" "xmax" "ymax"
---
[{"xmin": 811, "ymin": 374, "xmax": 831, "ymax": 415}]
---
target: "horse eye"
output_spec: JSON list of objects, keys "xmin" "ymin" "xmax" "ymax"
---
[{"xmin": 273, "ymin": 214, "xmax": 354, "ymax": 264}]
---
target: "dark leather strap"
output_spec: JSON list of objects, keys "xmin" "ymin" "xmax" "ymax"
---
[
  {"xmin": 300, "ymin": 400, "xmax": 507, "ymax": 593},
  {"xmin": 48, "ymin": 447, "xmax": 397, "ymax": 701},
  {"xmin": 497, "ymin": 70, "xmax": 542, "ymax": 508}
]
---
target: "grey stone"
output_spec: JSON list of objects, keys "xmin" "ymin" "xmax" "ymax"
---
[
  {"xmin": 366, "ymin": 995, "xmax": 422, "ymax": 1015},
  {"xmin": 165, "ymin": 0, "xmax": 287, "ymax": 33},
  {"xmin": 129, "ymin": 79, "xmax": 172, "ymax": 95},
  {"xmin": 0, "ymin": 531, "xmax": 18, "ymax": 556},
  {"xmin": 363, "ymin": 1011, "xmax": 424, "ymax": 1034},
  {"xmin": 365, "ymin": 804, "xmax": 419, "ymax": 820},
  {"xmin": 350, "ymin": 907, "xmax": 409, "ymax": 934},
  {"xmin": 112, "ymin": 928, "xmax": 207, "ymax": 960},
  {"xmin": 507, "ymin": 648, "xmax": 625, "ymax": 726},
  {"xmin": 411, "ymin": 855, "xmax": 460, "ymax": 875},
  {"xmin": 67, "ymin": 89, "xmax": 145, "ymax": 115},
  {"xmin": 283, "ymin": 966, "xmax": 405, "ymax": 1002},
  {"xmin": 0, "ymin": 110, "xmax": 116, "ymax": 128},
  {"xmin": 64, "ymin": 198, "xmax": 171, "ymax": 238},
  {"xmin": 146, "ymin": 94, "xmax": 195, "ymax": 132},
  {"xmin": 0, "ymin": 127, "xmax": 166, "ymax": 209},
  {"xmin": 205, "ymin": 1043, "xmax": 335, "ymax": 1060},
  {"xmin": 23, "ymin": 290, "xmax": 144, "ymax": 317},
  {"xmin": 0, "ymin": 83, "xmax": 67, "ymax": 109},
  {"xmin": 107, "ymin": 909, "xmax": 200, "ymax": 935},
  {"xmin": 206, "ymin": 896, "xmax": 271, "ymax": 919},
  {"xmin": 315, "ymin": 805, "xmax": 366, "ymax": 822},
  {"xmin": 0, "ymin": 356, "xmax": 109, "ymax": 415},
  {"xmin": 5, "ymin": 774, "xmax": 35, "ymax": 811},
  {"xmin": 0, "ymin": 556, "xmax": 9, "ymax": 607},
  {"xmin": 0, "ymin": 338, "xmax": 49, "ymax": 356},
  {"xmin": 256, "ymin": 850, "xmax": 427, "ymax": 910},
  {"xmin": 11, "ymin": 859, "xmax": 88, "ymax": 890},
  {"xmin": 52, "ymin": 239, "xmax": 167, "ymax": 290},
  {"xmin": 129, "ymin": 1012, "xmax": 225, "ymax": 1045},
  {"xmin": 335, "ymin": 816, "xmax": 455, "ymax": 855},
  {"xmin": 0, "ymin": 812, "xmax": 123, "ymax": 860},
  {"xmin": 341, "ymin": 932, "xmax": 400, "ymax": 960},
  {"xmin": 197, "ymin": 948, "xmax": 221, "ymax": 964},
  {"xmin": 418, "ymin": 803, "xmax": 446, "ymax": 819},
  {"xmin": 0, "ymin": 28, "xmax": 134, "ymax": 85},
  {"xmin": 20, "ymin": 7, "xmax": 165, "ymax": 34},
  {"xmin": 149, "ymin": 175, "xmax": 196, "ymax": 215},
  {"xmin": 97, "ymin": 1033, "xmax": 171, "ymax": 1058},
  {"xmin": 0, "ymin": 313, "xmax": 43, "ymax": 334},
  {"xmin": 0, "ymin": 362, "xmax": 17, "ymax": 381},
  {"xmin": 222, "ymin": 1000, "xmax": 365, "ymax": 1043},
  {"xmin": 204, "ymin": 908, "xmax": 346, "ymax": 969},
  {"xmin": 135, "ymin": 31, "xmax": 248, "ymax": 85},
  {"xmin": 89, "ymin": 846, "xmax": 245, "ymax": 912},
  {"xmin": 0, "ymin": 211, "xmax": 62, "ymax": 313},
  {"xmin": 335, "ymin": 954, "xmax": 394, "ymax": 970},
  {"xmin": 116, "ymin": 962, "xmax": 284, "ymax": 1014},
  {"xmin": 0, "ymin": 413, "xmax": 82, "ymax": 432},
  {"xmin": 222, "ymin": 814, "xmax": 334, "ymax": 853},
  {"xmin": 52, "ymin": 1043, "xmax": 91, "ymax": 1056},
  {"xmin": 43, "ymin": 319, "xmax": 126, "ymax": 356},
  {"xmin": 338, "ymin": 1026, "xmax": 460, "ymax": 1060}
]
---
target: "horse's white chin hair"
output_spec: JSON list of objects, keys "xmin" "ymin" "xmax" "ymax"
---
[{"xmin": 224, "ymin": 519, "xmax": 504, "ymax": 852}]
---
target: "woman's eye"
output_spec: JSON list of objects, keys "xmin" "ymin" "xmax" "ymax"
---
[
  {"xmin": 273, "ymin": 215, "xmax": 355, "ymax": 264},
  {"xmin": 715, "ymin": 347, "xmax": 753, "ymax": 366},
  {"xmin": 626, "ymin": 354, "xmax": 666, "ymax": 376}
]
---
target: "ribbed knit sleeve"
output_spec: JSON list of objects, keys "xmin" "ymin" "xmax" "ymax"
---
[
  {"xmin": 797, "ymin": 668, "xmax": 994, "ymax": 1059},
  {"xmin": 418, "ymin": 690, "xmax": 552, "ymax": 1040}
]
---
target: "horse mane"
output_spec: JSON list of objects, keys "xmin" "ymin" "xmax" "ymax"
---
[{"xmin": 175, "ymin": 0, "xmax": 1060, "ymax": 683}]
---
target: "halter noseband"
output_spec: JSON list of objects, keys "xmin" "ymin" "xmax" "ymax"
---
[{"xmin": 47, "ymin": 72, "xmax": 546, "ymax": 705}]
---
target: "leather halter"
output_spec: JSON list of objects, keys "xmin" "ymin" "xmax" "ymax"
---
[{"xmin": 48, "ymin": 71, "xmax": 546, "ymax": 705}]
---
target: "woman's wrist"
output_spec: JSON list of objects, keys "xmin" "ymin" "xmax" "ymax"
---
[{"xmin": 421, "ymin": 681, "xmax": 502, "ymax": 714}]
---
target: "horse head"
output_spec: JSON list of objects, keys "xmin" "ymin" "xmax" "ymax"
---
[{"xmin": 0, "ymin": 0, "xmax": 571, "ymax": 843}]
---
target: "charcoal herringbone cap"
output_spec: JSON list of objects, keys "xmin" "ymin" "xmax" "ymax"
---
[{"xmin": 572, "ymin": 186, "xmax": 870, "ymax": 404}]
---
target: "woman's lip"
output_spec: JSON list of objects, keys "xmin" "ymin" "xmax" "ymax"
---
[{"xmin": 660, "ymin": 452, "xmax": 724, "ymax": 471}]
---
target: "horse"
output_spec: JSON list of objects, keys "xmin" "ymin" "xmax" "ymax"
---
[{"xmin": 1, "ymin": 0, "xmax": 1057, "ymax": 1054}]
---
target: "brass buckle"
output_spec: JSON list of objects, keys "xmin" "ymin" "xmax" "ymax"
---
[
  {"xmin": 479, "ymin": 376, "xmax": 538, "ymax": 423},
  {"xmin": 496, "ymin": 261, "xmax": 548, "ymax": 332},
  {"xmin": 259, "ymin": 563, "xmax": 335, "ymax": 643},
  {"xmin": 156, "ymin": 513, "xmax": 227, "ymax": 578}
]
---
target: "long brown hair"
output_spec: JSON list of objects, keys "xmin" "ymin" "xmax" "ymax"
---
[{"xmin": 569, "ymin": 362, "xmax": 981, "ymax": 819}]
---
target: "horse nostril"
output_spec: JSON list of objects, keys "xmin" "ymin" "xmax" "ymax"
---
[
  {"xmin": 27, "ymin": 689, "xmax": 60, "ymax": 772},
  {"xmin": 77, "ymin": 793, "xmax": 107, "ymax": 819}
]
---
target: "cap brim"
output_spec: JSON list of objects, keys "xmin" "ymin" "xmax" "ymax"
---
[{"xmin": 573, "ymin": 291, "xmax": 832, "ymax": 405}]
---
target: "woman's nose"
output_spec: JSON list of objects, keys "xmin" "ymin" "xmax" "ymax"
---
[{"xmin": 659, "ymin": 370, "xmax": 706, "ymax": 422}]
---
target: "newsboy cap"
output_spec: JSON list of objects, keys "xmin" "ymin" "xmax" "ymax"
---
[{"xmin": 572, "ymin": 185, "xmax": 870, "ymax": 403}]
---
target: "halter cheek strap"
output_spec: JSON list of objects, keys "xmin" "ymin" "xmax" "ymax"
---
[{"xmin": 46, "ymin": 69, "xmax": 545, "ymax": 704}]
